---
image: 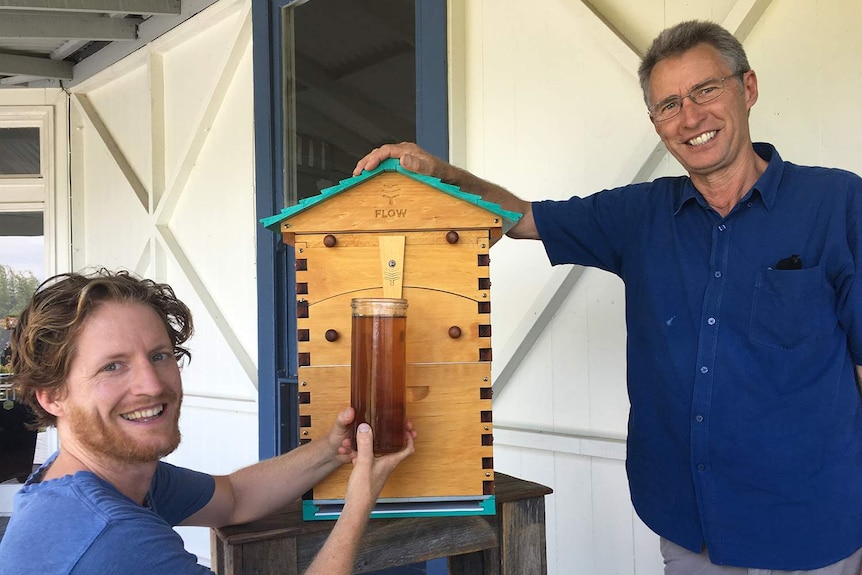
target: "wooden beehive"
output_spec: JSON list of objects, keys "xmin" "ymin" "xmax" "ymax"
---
[{"xmin": 262, "ymin": 159, "xmax": 521, "ymax": 519}]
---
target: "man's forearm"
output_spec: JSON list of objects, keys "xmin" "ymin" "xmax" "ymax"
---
[
  {"xmin": 225, "ymin": 439, "xmax": 341, "ymax": 524},
  {"xmin": 185, "ymin": 438, "xmax": 343, "ymax": 528},
  {"xmin": 302, "ymin": 496, "xmax": 373, "ymax": 575},
  {"xmin": 442, "ymin": 166, "xmax": 537, "ymax": 239}
]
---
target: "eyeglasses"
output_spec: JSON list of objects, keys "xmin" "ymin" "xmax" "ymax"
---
[{"xmin": 648, "ymin": 73, "xmax": 743, "ymax": 122}]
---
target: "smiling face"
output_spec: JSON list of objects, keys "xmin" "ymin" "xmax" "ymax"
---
[
  {"xmin": 649, "ymin": 42, "xmax": 758, "ymax": 179},
  {"xmin": 41, "ymin": 301, "xmax": 183, "ymax": 465}
]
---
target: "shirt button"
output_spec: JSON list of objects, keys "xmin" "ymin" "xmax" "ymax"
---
[
  {"xmin": 695, "ymin": 415, "xmax": 704, "ymax": 423},
  {"xmin": 707, "ymin": 318, "xmax": 716, "ymax": 325},
  {"xmin": 718, "ymin": 224, "xmax": 726, "ymax": 232},
  {"xmin": 714, "ymin": 271, "xmax": 722, "ymax": 278},
  {"xmin": 700, "ymin": 366, "xmax": 709, "ymax": 374},
  {"xmin": 697, "ymin": 464, "xmax": 705, "ymax": 471}
]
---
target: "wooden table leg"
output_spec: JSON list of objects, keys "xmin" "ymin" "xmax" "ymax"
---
[
  {"xmin": 242, "ymin": 537, "xmax": 299, "ymax": 575},
  {"xmin": 499, "ymin": 494, "xmax": 548, "ymax": 574},
  {"xmin": 449, "ymin": 548, "xmax": 498, "ymax": 575},
  {"xmin": 211, "ymin": 532, "xmax": 299, "ymax": 575}
]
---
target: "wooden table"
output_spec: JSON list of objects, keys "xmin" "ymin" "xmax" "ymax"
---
[{"xmin": 211, "ymin": 472, "xmax": 553, "ymax": 575}]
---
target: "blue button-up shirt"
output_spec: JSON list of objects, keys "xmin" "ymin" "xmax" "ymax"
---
[{"xmin": 532, "ymin": 143, "xmax": 862, "ymax": 569}]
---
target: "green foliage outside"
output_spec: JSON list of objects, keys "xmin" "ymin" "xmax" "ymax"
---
[
  {"xmin": 0, "ymin": 263, "xmax": 39, "ymax": 319},
  {"xmin": 1, "ymin": 263, "xmax": 36, "ymax": 374}
]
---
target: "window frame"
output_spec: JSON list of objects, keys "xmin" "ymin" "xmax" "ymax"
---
[{"xmin": 0, "ymin": 104, "xmax": 62, "ymax": 514}]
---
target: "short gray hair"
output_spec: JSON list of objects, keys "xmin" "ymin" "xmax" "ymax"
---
[{"xmin": 638, "ymin": 20, "xmax": 750, "ymax": 107}]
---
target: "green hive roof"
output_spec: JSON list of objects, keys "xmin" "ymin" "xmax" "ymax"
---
[{"xmin": 261, "ymin": 158, "xmax": 522, "ymax": 233}]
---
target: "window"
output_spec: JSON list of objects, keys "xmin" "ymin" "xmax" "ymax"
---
[{"xmin": 0, "ymin": 127, "xmax": 40, "ymax": 176}]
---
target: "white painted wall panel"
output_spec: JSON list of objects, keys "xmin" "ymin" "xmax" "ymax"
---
[
  {"xmin": 591, "ymin": 457, "xmax": 635, "ymax": 574},
  {"xmin": 580, "ymin": 271, "xmax": 627, "ymax": 436},
  {"xmin": 168, "ymin": 41, "xmax": 258, "ymax": 391},
  {"xmin": 548, "ymin": 277, "xmax": 593, "ymax": 433},
  {"xmin": 552, "ymin": 452, "xmax": 594, "ymax": 573},
  {"xmin": 161, "ymin": 259, "xmax": 256, "ymax": 402},
  {"xmin": 85, "ymin": 65, "xmax": 154, "ymax": 197},
  {"xmin": 746, "ymin": 0, "xmax": 862, "ymax": 174},
  {"xmin": 74, "ymin": 123, "xmax": 153, "ymax": 267},
  {"xmin": 493, "ymin": 331, "xmax": 555, "ymax": 429},
  {"xmin": 161, "ymin": 7, "xmax": 248, "ymax": 188},
  {"xmin": 585, "ymin": 0, "xmax": 739, "ymax": 56}
]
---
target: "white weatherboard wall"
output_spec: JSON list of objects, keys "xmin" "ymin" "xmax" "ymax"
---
[
  {"xmin": 449, "ymin": 0, "xmax": 862, "ymax": 574},
  {"xmin": 67, "ymin": 0, "xmax": 255, "ymax": 564}
]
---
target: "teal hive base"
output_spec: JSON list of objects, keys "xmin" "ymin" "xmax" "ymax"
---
[{"xmin": 302, "ymin": 495, "xmax": 496, "ymax": 520}]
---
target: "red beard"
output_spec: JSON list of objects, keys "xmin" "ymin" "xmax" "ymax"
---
[{"xmin": 65, "ymin": 395, "xmax": 182, "ymax": 464}]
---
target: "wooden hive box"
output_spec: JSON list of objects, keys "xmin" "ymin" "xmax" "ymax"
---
[{"xmin": 262, "ymin": 159, "xmax": 521, "ymax": 519}]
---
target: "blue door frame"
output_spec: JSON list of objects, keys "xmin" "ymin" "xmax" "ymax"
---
[{"xmin": 253, "ymin": 0, "xmax": 449, "ymax": 460}]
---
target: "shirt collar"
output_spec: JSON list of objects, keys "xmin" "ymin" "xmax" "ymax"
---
[{"xmin": 674, "ymin": 142, "xmax": 785, "ymax": 214}]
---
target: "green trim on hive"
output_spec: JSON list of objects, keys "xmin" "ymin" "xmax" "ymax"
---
[
  {"xmin": 260, "ymin": 158, "xmax": 522, "ymax": 233},
  {"xmin": 301, "ymin": 495, "xmax": 496, "ymax": 520}
]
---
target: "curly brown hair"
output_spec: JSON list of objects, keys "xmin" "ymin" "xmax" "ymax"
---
[{"xmin": 8, "ymin": 268, "xmax": 194, "ymax": 428}]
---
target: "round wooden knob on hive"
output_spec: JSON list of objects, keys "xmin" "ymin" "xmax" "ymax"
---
[
  {"xmin": 324, "ymin": 329, "xmax": 339, "ymax": 342},
  {"xmin": 323, "ymin": 234, "xmax": 337, "ymax": 247},
  {"xmin": 446, "ymin": 231, "xmax": 459, "ymax": 244},
  {"xmin": 448, "ymin": 326, "xmax": 462, "ymax": 339}
]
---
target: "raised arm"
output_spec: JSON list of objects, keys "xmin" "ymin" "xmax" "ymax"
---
[{"xmin": 354, "ymin": 142, "xmax": 539, "ymax": 240}]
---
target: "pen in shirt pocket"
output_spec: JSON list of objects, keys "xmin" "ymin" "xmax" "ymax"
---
[{"xmin": 774, "ymin": 254, "xmax": 803, "ymax": 270}]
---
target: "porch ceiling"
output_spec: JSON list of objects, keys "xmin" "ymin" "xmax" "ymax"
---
[{"xmin": 0, "ymin": 0, "xmax": 217, "ymax": 89}]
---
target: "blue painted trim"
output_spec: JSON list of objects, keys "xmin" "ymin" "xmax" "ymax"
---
[
  {"xmin": 252, "ymin": 0, "xmax": 279, "ymax": 461},
  {"xmin": 426, "ymin": 558, "xmax": 449, "ymax": 575},
  {"xmin": 254, "ymin": 0, "xmax": 303, "ymax": 460},
  {"xmin": 416, "ymin": 0, "xmax": 448, "ymax": 160}
]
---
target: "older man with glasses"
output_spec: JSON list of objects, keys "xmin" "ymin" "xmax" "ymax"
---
[{"xmin": 353, "ymin": 19, "xmax": 862, "ymax": 575}]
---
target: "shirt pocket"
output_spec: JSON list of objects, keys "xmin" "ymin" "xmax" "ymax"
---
[{"xmin": 749, "ymin": 266, "xmax": 831, "ymax": 351}]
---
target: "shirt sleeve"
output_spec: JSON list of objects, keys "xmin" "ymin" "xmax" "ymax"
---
[
  {"xmin": 149, "ymin": 461, "xmax": 216, "ymax": 526},
  {"xmin": 71, "ymin": 516, "xmax": 214, "ymax": 575},
  {"xmin": 532, "ymin": 181, "xmax": 655, "ymax": 276}
]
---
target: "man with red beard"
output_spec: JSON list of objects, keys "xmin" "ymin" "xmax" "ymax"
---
[
  {"xmin": 353, "ymin": 19, "xmax": 862, "ymax": 575},
  {"xmin": 0, "ymin": 269, "xmax": 415, "ymax": 574}
]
